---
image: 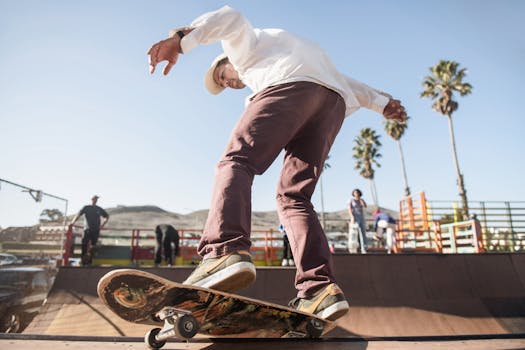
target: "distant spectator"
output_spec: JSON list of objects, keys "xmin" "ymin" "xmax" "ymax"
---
[
  {"xmin": 279, "ymin": 224, "xmax": 294, "ymax": 266},
  {"xmin": 348, "ymin": 189, "xmax": 368, "ymax": 253},
  {"xmin": 373, "ymin": 209, "xmax": 397, "ymax": 254},
  {"xmin": 154, "ymin": 224, "xmax": 180, "ymax": 266},
  {"xmin": 70, "ymin": 195, "xmax": 109, "ymax": 266}
]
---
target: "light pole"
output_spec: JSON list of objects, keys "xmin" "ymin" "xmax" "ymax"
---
[{"xmin": 0, "ymin": 178, "xmax": 69, "ymax": 253}]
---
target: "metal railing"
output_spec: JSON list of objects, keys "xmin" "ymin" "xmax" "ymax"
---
[
  {"xmin": 8, "ymin": 197, "xmax": 524, "ymax": 263},
  {"xmin": 428, "ymin": 200, "xmax": 525, "ymax": 252},
  {"xmin": 61, "ymin": 225, "xmax": 287, "ymax": 266}
]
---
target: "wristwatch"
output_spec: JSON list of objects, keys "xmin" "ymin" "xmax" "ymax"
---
[{"xmin": 176, "ymin": 30, "xmax": 185, "ymax": 39}]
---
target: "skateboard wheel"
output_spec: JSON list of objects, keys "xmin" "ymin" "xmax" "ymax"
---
[
  {"xmin": 145, "ymin": 327, "xmax": 166, "ymax": 349},
  {"xmin": 174, "ymin": 314, "xmax": 199, "ymax": 339},
  {"xmin": 306, "ymin": 318, "xmax": 324, "ymax": 338}
]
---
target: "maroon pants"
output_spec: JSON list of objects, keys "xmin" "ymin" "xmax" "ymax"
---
[{"xmin": 198, "ymin": 81, "xmax": 346, "ymax": 297}]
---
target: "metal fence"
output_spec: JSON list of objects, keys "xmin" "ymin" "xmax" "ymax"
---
[{"xmin": 428, "ymin": 200, "xmax": 525, "ymax": 252}]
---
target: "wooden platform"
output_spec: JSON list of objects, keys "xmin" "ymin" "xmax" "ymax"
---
[{"xmin": 23, "ymin": 253, "xmax": 525, "ymax": 338}]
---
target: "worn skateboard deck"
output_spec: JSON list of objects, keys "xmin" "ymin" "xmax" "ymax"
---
[{"xmin": 97, "ymin": 269, "xmax": 334, "ymax": 348}]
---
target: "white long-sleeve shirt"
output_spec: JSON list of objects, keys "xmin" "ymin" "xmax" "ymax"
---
[{"xmin": 180, "ymin": 6, "xmax": 390, "ymax": 116}]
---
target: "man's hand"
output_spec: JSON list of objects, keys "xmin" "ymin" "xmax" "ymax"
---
[
  {"xmin": 383, "ymin": 99, "xmax": 407, "ymax": 123},
  {"xmin": 101, "ymin": 217, "xmax": 109, "ymax": 230},
  {"xmin": 147, "ymin": 37, "xmax": 181, "ymax": 75}
]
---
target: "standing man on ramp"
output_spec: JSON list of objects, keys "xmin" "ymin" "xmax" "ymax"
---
[
  {"xmin": 148, "ymin": 5, "xmax": 406, "ymax": 321},
  {"xmin": 70, "ymin": 195, "xmax": 109, "ymax": 266}
]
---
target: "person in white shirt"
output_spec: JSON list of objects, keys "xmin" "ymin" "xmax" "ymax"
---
[{"xmin": 148, "ymin": 5, "xmax": 406, "ymax": 321}]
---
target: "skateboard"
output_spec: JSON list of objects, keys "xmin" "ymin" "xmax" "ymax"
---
[{"xmin": 97, "ymin": 269, "xmax": 335, "ymax": 349}]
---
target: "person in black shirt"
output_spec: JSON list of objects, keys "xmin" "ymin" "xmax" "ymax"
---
[
  {"xmin": 70, "ymin": 195, "xmax": 109, "ymax": 266},
  {"xmin": 278, "ymin": 224, "xmax": 294, "ymax": 267},
  {"xmin": 154, "ymin": 224, "xmax": 180, "ymax": 266}
]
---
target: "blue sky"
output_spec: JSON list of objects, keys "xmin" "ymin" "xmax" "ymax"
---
[{"xmin": 1, "ymin": 0, "xmax": 524, "ymax": 227}]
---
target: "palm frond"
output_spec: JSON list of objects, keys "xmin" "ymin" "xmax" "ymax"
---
[
  {"xmin": 352, "ymin": 128, "xmax": 382, "ymax": 181},
  {"xmin": 421, "ymin": 59, "xmax": 472, "ymax": 117}
]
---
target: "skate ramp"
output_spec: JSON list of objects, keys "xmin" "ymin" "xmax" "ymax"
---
[
  {"xmin": 331, "ymin": 254, "xmax": 525, "ymax": 336},
  {"xmin": 22, "ymin": 266, "xmax": 153, "ymax": 336},
  {"xmin": 24, "ymin": 253, "xmax": 525, "ymax": 337}
]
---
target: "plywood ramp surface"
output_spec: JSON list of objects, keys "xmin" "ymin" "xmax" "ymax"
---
[{"xmin": 24, "ymin": 253, "xmax": 525, "ymax": 337}]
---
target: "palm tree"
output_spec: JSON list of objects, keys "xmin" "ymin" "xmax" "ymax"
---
[
  {"xmin": 319, "ymin": 155, "xmax": 331, "ymax": 229},
  {"xmin": 353, "ymin": 128, "xmax": 382, "ymax": 207},
  {"xmin": 384, "ymin": 118, "xmax": 411, "ymax": 196},
  {"xmin": 421, "ymin": 60, "xmax": 472, "ymax": 219}
]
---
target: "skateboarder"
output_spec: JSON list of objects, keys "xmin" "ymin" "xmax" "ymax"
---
[
  {"xmin": 148, "ymin": 6, "xmax": 406, "ymax": 321},
  {"xmin": 70, "ymin": 195, "xmax": 109, "ymax": 266}
]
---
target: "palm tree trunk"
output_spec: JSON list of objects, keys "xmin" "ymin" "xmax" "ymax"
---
[
  {"xmin": 373, "ymin": 180, "xmax": 379, "ymax": 208},
  {"xmin": 397, "ymin": 140, "xmax": 411, "ymax": 196},
  {"xmin": 447, "ymin": 114, "xmax": 469, "ymax": 219},
  {"xmin": 369, "ymin": 179, "xmax": 379, "ymax": 208}
]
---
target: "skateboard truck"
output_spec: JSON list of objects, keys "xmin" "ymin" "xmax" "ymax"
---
[
  {"xmin": 283, "ymin": 318, "xmax": 324, "ymax": 338},
  {"xmin": 306, "ymin": 318, "xmax": 324, "ymax": 338},
  {"xmin": 145, "ymin": 307, "xmax": 199, "ymax": 349}
]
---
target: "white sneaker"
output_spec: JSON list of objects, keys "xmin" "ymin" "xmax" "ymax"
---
[
  {"xmin": 288, "ymin": 283, "xmax": 349, "ymax": 321},
  {"xmin": 281, "ymin": 259, "xmax": 288, "ymax": 266},
  {"xmin": 288, "ymin": 259, "xmax": 295, "ymax": 266},
  {"xmin": 183, "ymin": 251, "xmax": 256, "ymax": 292}
]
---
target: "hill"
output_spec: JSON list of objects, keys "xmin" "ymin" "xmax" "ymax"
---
[
  {"xmin": 101, "ymin": 205, "xmax": 397, "ymax": 233},
  {"xmin": 0, "ymin": 205, "xmax": 398, "ymax": 243}
]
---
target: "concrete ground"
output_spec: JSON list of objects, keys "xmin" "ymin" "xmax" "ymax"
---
[{"xmin": 2, "ymin": 334, "xmax": 525, "ymax": 350}]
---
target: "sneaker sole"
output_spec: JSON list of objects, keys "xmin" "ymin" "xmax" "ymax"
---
[
  {"xmin": 317, "ymin": 300, "xmax": 350, "ymax": 321},
  {"xmin": 191, "ymin": 262, "xmax": 256, "ymax": 293}
]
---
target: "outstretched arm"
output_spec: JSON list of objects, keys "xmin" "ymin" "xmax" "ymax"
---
[
  {"xmin": 70, "ymin": 208, "xmax": 84, "ymax": 226},
  {"xmin": 344, "ymin": 75, "xmax": 407, "ymax": 122},
  {"xmin": 148, "ymin": 28, "xmax": 193, "ymax": 75},
  {"xmin": 70, "ymin": 213, "xmax": 80, "ymax": 226},
  {"xmin": 148, "ymin": 6, "xmax": 256, "ymax": 76}
]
